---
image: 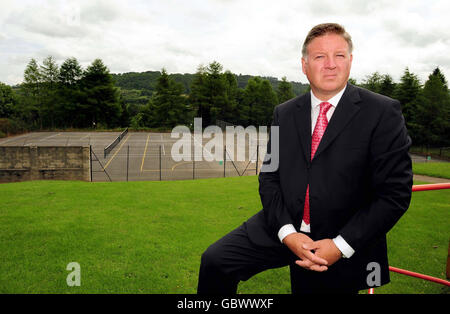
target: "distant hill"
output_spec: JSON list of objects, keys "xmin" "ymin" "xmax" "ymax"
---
[{"xmin": 111, "ymin": 71, "xmax": 309, "ymax": 106}]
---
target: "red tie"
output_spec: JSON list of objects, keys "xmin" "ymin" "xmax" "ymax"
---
[{"xmin": 302, "ymin": 102, "xmax": 332, "ymax": 226}]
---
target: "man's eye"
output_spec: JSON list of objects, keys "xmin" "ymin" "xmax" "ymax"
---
[{"xmin": 315, "ymin": 56, "xmax": 324, "ymax": 59}]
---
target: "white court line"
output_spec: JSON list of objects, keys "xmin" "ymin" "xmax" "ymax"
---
[
  {"xmin": 0, "ymin": 133, "xmax": 30, "ymax": 145},
  {"xmin": 80, "ymin": 133, "xmax": 91, "ymax": 140},
  {"xmin": 24, "ymin": 134, "xmax": 41, "ymax": 146},
  {"xmin": 21, "ymin": 133, "xmax": 46, "ymax": 146},
  {"xmin": 140, "ymin": 134, "xmax": 150, "ymax": 172},
  {"xmin": 39, "ymin": 133, "xmax": 61, "ymax": 141}
]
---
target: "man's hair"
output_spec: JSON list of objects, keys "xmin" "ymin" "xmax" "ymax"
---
[{"xmin": 302, "ymin": 23, "xmax": 353, "ymax": 58}]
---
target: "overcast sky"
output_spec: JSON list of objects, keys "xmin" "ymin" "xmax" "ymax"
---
[{"xmin": 1, "ymin": 0, "xmax": 449, "ymax": 86}]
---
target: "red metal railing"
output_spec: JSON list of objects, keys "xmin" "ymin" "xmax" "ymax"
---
[
  {"xmin": 369, "ymin": 182, "xmax": 450, "ymax": 294},
  {"xmin": 412, "ymin": 182, "xmax": 450, "ymax": 192},
  {"xmin": 389, "ymin": 266, "xmax": 450, "ymax": 286}
]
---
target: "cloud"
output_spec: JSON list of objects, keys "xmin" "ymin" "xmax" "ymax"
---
[
  {"xmin": 5, "ymin": 2, "xmax": 87, "ymax": 39},
  {"xmin": 81, "ymin": 0, "xmax": 120, "ymax": 24},
  {"xmin": 0, "ymin": 0, "xmax": 449, "ymax": 87},
  {"xmin": 382, "ymin": 15, "xmax": 450, "ymax": 48},
  {"xmin": 305, "ymin": 0, "xmax": 392, "ymax": 16}
]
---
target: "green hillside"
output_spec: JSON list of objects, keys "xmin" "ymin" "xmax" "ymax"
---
[{"xmin": 111, "ymin": 70, "xmax": 309, "ymax": 106}]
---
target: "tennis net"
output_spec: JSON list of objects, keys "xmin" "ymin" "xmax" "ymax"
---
[{"xmin": 104, "ymin": 128, "xmax": 128, "ymax": 158}]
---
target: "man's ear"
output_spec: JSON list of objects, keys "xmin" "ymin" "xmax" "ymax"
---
[{"xmin": 301, "ymin": 57, "xmax": 307, "ymax": 75}]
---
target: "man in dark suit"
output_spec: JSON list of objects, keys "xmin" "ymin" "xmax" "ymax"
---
[{"xmin": 197, "ymin": 23, "xmax": 413, "ymax": 294}]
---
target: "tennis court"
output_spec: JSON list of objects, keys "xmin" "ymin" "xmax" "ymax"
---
[
  {"xmin": 0, "ymin": 131, "xmax": 267, "ymax": 182},
  {"xmin": 1, "ymin": 131, "xmax": 438, "ymax": 182}
]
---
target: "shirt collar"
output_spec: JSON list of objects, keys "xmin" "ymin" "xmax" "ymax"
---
[{"xmin": 310, "ymin": 84, "xmax": 347, "ymax": 109}]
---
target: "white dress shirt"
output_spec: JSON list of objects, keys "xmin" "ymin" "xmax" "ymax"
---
[{"xmin": 277, "ymin": 86, "xmax": 355, "ymax": 258}]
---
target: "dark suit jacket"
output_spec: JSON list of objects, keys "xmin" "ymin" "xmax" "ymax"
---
[{"xmin": 245, "ymin": 83, "xmax": 413, "ymax": 290}]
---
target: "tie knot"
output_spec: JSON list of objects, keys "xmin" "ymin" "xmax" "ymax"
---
[{"xmin": 319, "ymin": 102, "xmax": 332, "ymax": 114}]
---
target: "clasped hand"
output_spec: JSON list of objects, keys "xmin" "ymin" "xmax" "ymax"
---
[{"xmin": 282, "ymin": 233, "xmax": 342, "ymax": 272}]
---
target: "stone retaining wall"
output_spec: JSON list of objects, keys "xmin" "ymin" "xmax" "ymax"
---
[{"xmin": 0, "ymin": 146, "xmax": 90, "ymax": 183}]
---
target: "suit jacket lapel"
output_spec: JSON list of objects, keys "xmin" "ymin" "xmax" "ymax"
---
[
  {"xmin": 313, "ymin": 83, "xmax": 361, "ymax": 160},
  {"xmin": 294, "ymin": 93, "xmax": 312, "ymax": 164}
]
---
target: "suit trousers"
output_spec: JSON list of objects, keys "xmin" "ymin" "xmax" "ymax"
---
[{"xmin": 197, "ymin": 222, "xmax": 359, "ymax": 294}]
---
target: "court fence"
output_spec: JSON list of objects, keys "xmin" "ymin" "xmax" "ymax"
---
[
  {"xmin": 90, "ymin": 142, "xmax": 264, "ymax": 182},
  {"xmin": 410, "ymin": 146, "xmax": 450, "ymax": 161}
]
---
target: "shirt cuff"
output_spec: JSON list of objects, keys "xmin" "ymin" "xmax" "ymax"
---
[
  {"xmin": 333, "ymin": 235, "xmax": 355, "ymax": 258},
  {"xmin": 278, "ymin": 224, "xmax": 297, "ymax": 243}
]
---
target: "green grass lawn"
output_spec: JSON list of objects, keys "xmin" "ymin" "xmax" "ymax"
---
[
  {"xmin": 0, "ymin": 176, "xmax": 448, "ymax": 294},
  {"xmin": 413, "ymin": 162, "xmax": 450, "ymax": 180}
]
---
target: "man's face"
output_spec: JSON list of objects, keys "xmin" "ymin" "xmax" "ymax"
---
[{"xmin": 301, "ymin": 33, "xmax": 352, "ymax": 100}]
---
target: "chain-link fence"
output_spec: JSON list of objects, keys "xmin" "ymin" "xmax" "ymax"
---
[{"xmin": 90, "ymin": 131, "xmax": 268, "ymax": 182}]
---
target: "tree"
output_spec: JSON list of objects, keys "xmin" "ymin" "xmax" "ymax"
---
[
  {"xmin": 394, "ymin": 68, "xmax": 421, "ymax": 136},
  {"xmin": 242, "ymin": 77, "xmax": 278, "ymax": 126},
  {"xmin": 130, "ymin": 105, "xmax": 155, "ymax": 129},
  {"xmin": 58, "ymin": 57, "xmax": 83, "ymax": 128},
  {"xmin": 39, "ymin": 56, "xmax": 60, "ymax": 128},
  {"xmin": 0, "ymin": 82, "xmax": 16, "ymax": 118},
  {"xmin": 21, "ymin": 58, "xmax": 42, "ymax": 128},
  {"xmin": 59, "ymin": 57, "xmax": 83, "ymax": 86},
  {"xmin": 233, "ymin": 88, "xmax": 246, "ymax": 126},
  {"xmin": 348, "ymin": 77, "xmax": 358, "ymax": 86},
  {"xmin": 379, "ymin": 74, "xmax": 396, "ymax": 98},
  {"xmin": 242, "ymin": 77, "xmax": 259, "ymax": 126},
  {"xmin": 277, "ymin": 76, "xmax": 295, "ymax": 104},
  {"xmin": 189, "ymin": 61, "xmax": 236, "ymax": 126},
  {"xmin": 204, "ymin": 61, "xmax": 228, "ymax": 125},
  {"xmin": 259, "ymin": 79, "xmax": 278, "ymax": 125},
  {"xmin": 362, "ymin": 72, "xmax": 382, "ymax": 93},
  {"xmin": 189, "ymin": 65, "xmax": 210, "ymax": 125},
  {"xmin": 220, "ymin": 70, "xmax": 239, "ymax": 124},
  {"xmin": 24, "ymin": 59, "xmax": 41, "ymax": 87},
  {"xmin": 413, "ymin": 67, "xmax": 450, "ymax": 147},
  {"xmin": 40, "ymin": 56, "xmax": 59, "ymax": 86},
  {"xmin": 81, "ymin": 59, "xmax": 121, "ymax": 128},
  {"xmin": 149, "ymin": 68, "xmax": 190, "ymax": 128}
]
